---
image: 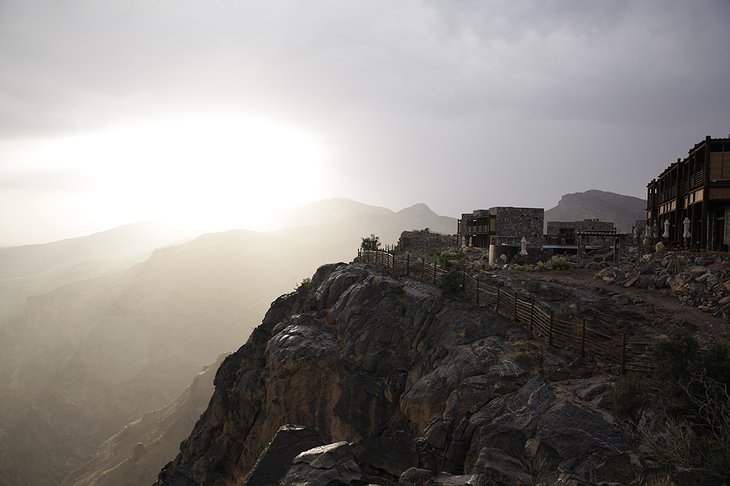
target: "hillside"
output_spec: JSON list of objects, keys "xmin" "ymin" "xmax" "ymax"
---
[
  {"xmin": 155, "ymin": 263, "xmax": 641, "ymax": 485},
  {"xmin": 0, "ymin": 199, "xmax": 455, "ymax": 486},
  {"xmin": 545, "ymin": 190, "xmax": 646, "ymax": 233},
  {"xmin": 64, "ymin": 355, "xmax": 224, "ymax": 486}
]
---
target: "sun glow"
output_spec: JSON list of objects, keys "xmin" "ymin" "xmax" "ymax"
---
[{"xmin": 18, "ymin": 118, "xmax": 327, "ymax": 233}]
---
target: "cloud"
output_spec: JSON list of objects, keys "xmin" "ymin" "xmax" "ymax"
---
[{"xmin": 0, "ymin": 0, "xmax": 729, "ymax": 244}]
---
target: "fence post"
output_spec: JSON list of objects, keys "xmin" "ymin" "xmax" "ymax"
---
[
  {"xmin": 581, "ymin": 320, "xmax": 586, "ymax": 358},
  {"xmin": 620, "ymin": 333, "xmax": 627, "ymax": 375},
  {"xmin": 529, "ymin": 298, "xmax": 534, "ymax": 333},
  {"xmin": 406, "ymin": 253, "xmax": 410, "ymax": 276},
  {"xmin": 496, "ymin": 285, "xmax": 501, "ymax": 313},
  {"xmin": 433, "ymin": 262, "xmax": 437, "ymax": 284},
  {"xmin": 548, "ymin": 310, "xmax": 554, "ymax": 346},
  {"xmin": 476, "ymin": 279, "xmax": 480, "ymax": 306},
  {"xmin": 462, "ymin": 271, "xmax": 465, "ymax": 290}
]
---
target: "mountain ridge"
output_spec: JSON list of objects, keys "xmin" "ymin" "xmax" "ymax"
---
[{"xmin": 545, "ymin": 189, "xmax": 646, "ymax": 233}]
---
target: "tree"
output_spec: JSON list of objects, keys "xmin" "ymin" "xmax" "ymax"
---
[{"xmin": 360, "ymin": 233, "xmax": 381, "ymax": 251}]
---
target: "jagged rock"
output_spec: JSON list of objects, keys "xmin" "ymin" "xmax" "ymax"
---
[
  {"xmin": 639, "ymin": 466, "xmax": 728, "ymax": 486},
  {"xmin": 470, "ymin": 447, "xmax": 532, "ymax": 485},
  {"xmin": 244, "ymin": 425, "xmax": 324, "ymax": 486},
  {"xmin": 399, "ymin": 467, "xmax": 434, "ymax": 485},
  {"xmin": 156, "ymin": 263, "xmax": 645, "ymax": 485},
  {"xmin": 356, "ymin": 429, "xmax": 418, "ymax": 478},
  {"xmin": 424, "ymin": 471, "xmax": 485, "ymax": 485},
  {"xmin": 279, "ymin": 441, "xmax": 363, "ymax": 485},
  {"xmin": 590, "ymin": 452, "xmax": 641, "ymax": 484}
]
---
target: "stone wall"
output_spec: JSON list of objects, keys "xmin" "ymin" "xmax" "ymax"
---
[
  {"xmin": 494, "ymin": 207, "xmax": 544, "ymax": 248},
  {"xmin": 398, "ymin": 229, "xmax": 455, "ymax": 254}
]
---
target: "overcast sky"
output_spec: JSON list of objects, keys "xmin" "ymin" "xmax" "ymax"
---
[{"xmin": 1, "ymin": 0, "xmax": 729, "ymax": 245}]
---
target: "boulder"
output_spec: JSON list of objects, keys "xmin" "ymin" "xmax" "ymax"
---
[
  {"xmin": 279, "ymin": 442, "xmax": 362, "ymax": 485},
  {"xmin": 244, "ymin": 425, "xmax": 324, "ymax": 486}
]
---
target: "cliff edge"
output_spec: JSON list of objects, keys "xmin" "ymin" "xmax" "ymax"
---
[{"xmin": 155, "ymin": 263, "xmax": 643, "ymax": 485}]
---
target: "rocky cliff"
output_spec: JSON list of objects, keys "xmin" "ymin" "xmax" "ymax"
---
[{"xmin": 156, "ymin": 262, "xmax": 644, "ymax": 485}]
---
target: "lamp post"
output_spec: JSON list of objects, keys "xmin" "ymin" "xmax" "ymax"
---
[{"xmin": 683, "ymin": 217, "xmax": 691, "ymax": 250}]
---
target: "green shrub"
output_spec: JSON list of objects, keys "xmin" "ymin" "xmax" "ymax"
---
[
  {"xmin": 612, "ymin": 373, "xmax": 648, "ymax": 420},
  {"xmin": 296, "ymin": 277, "xmax": 313, "ymax": 293},
  {"xmin": 551, "ymin": 259, "xmax": 571, "ymax": 271},
  {"xmin": 360, "ymin": 233, "xmax": 381, "ymax": 251},
  {"xmin": 651, "ymin": 330, "xmax": 730, "ymax": 473},
  {"xmin": 440, "ymin": 270, "xmax": 462, "ymax": 298},
  {"xmin": 656, "ymin": 328, "xmax": 699, "ymax": 383}
]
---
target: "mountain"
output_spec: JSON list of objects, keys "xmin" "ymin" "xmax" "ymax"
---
[
  {"xmin": 64, "ymin": 355, "xmax": 224, "ymax": 486},
  {"xmin": 545, "ymin": 190, "xmax": 646, "ymax": 233},
  {"xmin": 275, "ymin": 198, "xmax": 455, "ymax": 239},
  {"xmin": 0, "ymin": 199, "xmax": 455, "ymax": 486},
  {"xmin": 274, "ymin": 198, "xmax": 392, "ymax": 228},
  {"xmin": 155, "ymin": 262, "xmax": 639, "ymax": 485},
  {"xmin": 0, "ymin": 221, "xmax": 194, "ymax": 281},
  {"xmin": 0, "ymin": 231, "xmax": 273, "ymax": 485}
]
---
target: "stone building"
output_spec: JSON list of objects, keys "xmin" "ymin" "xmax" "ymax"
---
[
  {"xmin": 398, "ymin": 229, "xmax": 455, "ymax": 254},
  {"xmin": 545, "ymin": 219, "xmax": 615, "ymax": 246},
  {"xmin": 457, "ymin": 207, "xmax": 544, "ymax": 249},
  {"xmin": 647, "ymin": 135, "xmax": 730, "ymax": 250}
]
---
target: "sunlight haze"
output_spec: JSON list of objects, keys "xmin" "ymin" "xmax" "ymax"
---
[
  {"xmin": 2, "ymin": 118, "xmax": 327, "ymax": 244},
  {"xmin": 1, "ymin": 0, "xmax": 729, "ymax": 244}
]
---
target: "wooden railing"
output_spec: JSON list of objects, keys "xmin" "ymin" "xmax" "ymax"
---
[{"xmin": 358, "ymin": 249, "xmax": 656, "ymax": 375}]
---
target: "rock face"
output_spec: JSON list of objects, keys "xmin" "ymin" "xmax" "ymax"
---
[{"xmin": 156, "ymin": 263, "xmax": 636, "ymax": 485}]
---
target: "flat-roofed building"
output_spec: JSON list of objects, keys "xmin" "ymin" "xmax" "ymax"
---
[{"xmin": 457, "ymin": 207, "xmax": 544, "ymax": 249}]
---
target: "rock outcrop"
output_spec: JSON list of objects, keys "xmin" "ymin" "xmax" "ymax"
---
[
  {"xmin": 156, "ymin": 262, "xmax": 640, "ymax": 485},
  {"xmin": 596, "ymin": 252, "xmax": 730, "ymax": 321}
]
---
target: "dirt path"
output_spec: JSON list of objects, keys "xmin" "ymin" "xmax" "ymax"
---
[{"xmin": 504, "ymin": 267, "xmax": 730, "ymax": 346}]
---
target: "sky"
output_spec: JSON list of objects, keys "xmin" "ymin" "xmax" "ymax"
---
[{"xmin": 1, "ymin": 0, "xmax": 729, "ymax": 245}]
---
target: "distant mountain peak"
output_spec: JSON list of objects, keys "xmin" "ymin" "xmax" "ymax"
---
[
  {"xmin": 397, "ymin": 203, "xmax": 435, "ymax": 215},
  {"xmin": 546, "ymin": 189, "xmax": 646, "ymax": 233}
]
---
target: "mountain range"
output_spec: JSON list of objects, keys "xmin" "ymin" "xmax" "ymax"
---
[
  {"xmin": 0, "ymin": 199, "xmax": 455, "ymax": 486},
  {"xmin": 0, "ymin": 191, "xmax": 646, "ymax": 485}
]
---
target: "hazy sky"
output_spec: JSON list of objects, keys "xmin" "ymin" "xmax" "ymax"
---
[{"xmin": 2, "ymin": 0, "xmax": 729, "ymax": 245}]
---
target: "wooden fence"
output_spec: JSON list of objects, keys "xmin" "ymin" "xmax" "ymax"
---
[{"xmin": 358, "ymin": 249, "xmax": 656, "ymax": 375}]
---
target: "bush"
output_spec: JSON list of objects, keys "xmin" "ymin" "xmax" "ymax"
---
[
  {"xmin": 360, "ymin": 233, "xmax": 381, "ymax": 251},
  {"xmin": 295, "ymin": 277, "xmax": 313, "ymax": 293},
  {"xmin": 440, "ymin": 270, "xmax": 462, "ymax": 298},
  {"xmin": 655, "ymin": 328, "xmax": 699, "ymax": 384},
  {"xmin": 612, "ymin": 373, "xmax": 648, "ymax": 420},
  {"xmin": 650, "ymin": 330, "xmax": 730, "ymax": 472},
  {"xmin": 551, "ymin": 259, "xmax": 571, "ymax": 271}
]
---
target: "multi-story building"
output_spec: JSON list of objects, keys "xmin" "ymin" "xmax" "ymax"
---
[
  {"xmin": 647, "ymin": 135, "xmax": 730, "ymax": 250},
  {"xmin": 457, "ymin": 207, "xmax": 544, "ymax": 249}
]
